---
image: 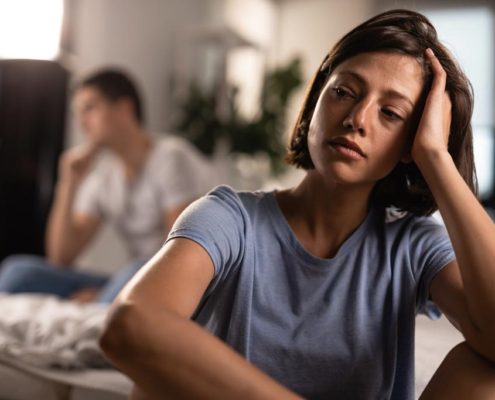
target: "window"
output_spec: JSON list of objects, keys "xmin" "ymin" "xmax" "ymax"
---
[
  {"xmin": 424, "ymin": 7, "xmax": 495, "ymax": 200},
  {"xmin": 0, "ymin": 0, "xmax": 64, "ymax": 60}
]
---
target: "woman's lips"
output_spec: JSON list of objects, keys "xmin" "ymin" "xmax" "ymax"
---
[{"xmin": 328, "ymin": 137, "xmax": 366, "ymax": 159}]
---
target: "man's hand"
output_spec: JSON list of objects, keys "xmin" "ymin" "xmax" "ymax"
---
[
  {"xmin": 58, "ymin": 142, "xmax": 101, "ymax": 187},
  {"xmin": 68, "ymin": 287, "xmax": 101, "ymax": 303}
]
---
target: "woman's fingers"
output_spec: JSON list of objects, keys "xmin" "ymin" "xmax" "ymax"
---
[
  {"xmin": 426, "ymin": 48, "xmax": 452, "ymax": 138},
  {"xmin": 442, "ymin": 92, "xmax": 453, "ymax": 143},
  {"xmin": 426, "ymin": 48, "xmax": 447, "ymax": 94},
  {"xmin": 412, "ymin": 49, "xmax": 452, "ymax": 160}
]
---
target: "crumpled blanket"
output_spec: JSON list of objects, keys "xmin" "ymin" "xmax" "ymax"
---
[{"xmin": 0, "ymin": 293, "xmax": 112, "ymax": 369}]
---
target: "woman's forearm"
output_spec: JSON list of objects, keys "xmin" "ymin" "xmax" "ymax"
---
[
  {"xmin": 100, "ymin": 301, "xmax": 302, "ymax": 400},
  {"xmin": 416, "ymin": 150, "xmax": 495, "ymax": 330}
]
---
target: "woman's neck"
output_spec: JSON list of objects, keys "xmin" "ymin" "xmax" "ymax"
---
[{"xmin": 276, "ymin": 171, "xmax": 374, "ymax": 258}]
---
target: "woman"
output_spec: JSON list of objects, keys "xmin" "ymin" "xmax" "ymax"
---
[{"xmin": 100, "ymin": 9, "xmax": 495, "ymax": 399}]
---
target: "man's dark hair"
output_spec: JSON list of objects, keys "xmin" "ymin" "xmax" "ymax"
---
[
  {"xmin": 285, "ymin": 9, "xmax": 476, "ymax": 216},
  {"xmin": 77, "ymin": 69, "xmax": 144, "ymax": 124}
]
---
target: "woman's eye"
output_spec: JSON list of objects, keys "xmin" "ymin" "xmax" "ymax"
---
[
  {"xmin": 382, "ymin": 108, "xmax": 403, "ymax": 121},
  {"xmin": 332, "ymin": 87, "xmax": 353, "ymax": 99}
]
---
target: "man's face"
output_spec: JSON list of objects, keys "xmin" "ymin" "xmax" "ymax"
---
[{"xmin": 72, "ymin": 86, "xmax": 121, "ymax": 146}]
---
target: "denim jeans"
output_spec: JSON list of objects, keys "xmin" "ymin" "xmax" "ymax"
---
[{"xmin": 0, "ymin": 254, "xmax": 145, "ymax": 303}]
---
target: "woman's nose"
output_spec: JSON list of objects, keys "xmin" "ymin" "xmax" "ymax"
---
[{"xmin": 342, "ymin": 99, "xmax": 372, "ymax": 135}]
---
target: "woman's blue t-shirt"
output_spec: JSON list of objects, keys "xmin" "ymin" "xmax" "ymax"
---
[{"xmin": 166, "ymin": 185, "xmax": 456, "ymax": 400}]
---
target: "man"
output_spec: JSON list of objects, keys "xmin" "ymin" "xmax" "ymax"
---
[{"xmin": 0, "ymin": 69, "xmax": 215, "ymax": 302}]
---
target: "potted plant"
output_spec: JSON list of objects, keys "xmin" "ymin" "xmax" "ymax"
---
[{"xmin": 174, "ymin": 57, "xmax": 303, "ymax": 187}]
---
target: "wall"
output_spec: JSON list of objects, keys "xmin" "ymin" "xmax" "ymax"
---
[{"xmin": 68, "ymin": 0, "xmax": 209, "ymax": 139}]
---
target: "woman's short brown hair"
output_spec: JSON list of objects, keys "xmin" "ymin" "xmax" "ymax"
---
[{"xmin": 286, "ymin": 9, "xmax": 476, "ymax": 216}]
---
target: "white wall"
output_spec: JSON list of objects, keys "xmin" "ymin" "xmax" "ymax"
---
[{"xmin": 68, "ymin": 0, "xmax": 209, "ymax": 140}]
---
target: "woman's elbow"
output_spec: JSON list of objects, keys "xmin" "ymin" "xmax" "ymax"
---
[{"xmin": 100, "ymin": 302, "xmax": 142, "ymax": 365}]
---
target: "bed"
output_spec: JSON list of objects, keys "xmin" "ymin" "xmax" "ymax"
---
[{"xmin": 0, "ymin": 294, "xmax": 132, "ymax": 400}]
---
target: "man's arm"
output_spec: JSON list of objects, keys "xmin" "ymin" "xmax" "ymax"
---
[
  {"xmin": 100, "ymin": 238, "xmax": 302, "ymax": 399},
  {"xmin": 46, "ymin": 144, "xmax": 102, "ymax": 266}
]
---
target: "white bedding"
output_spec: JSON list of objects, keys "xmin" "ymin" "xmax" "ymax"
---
[
  {"xmin": 0, "ymin": 293, "xmax": 132, "ymax": 399},
  {"xmin": 0, "ymin": 293, "xmax": 110, "ymax": 369}
]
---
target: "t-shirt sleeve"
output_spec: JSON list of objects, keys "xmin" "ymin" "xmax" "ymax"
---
[
  {"xmin": 165, "ymin": 185, "xmax": 248, "ymax": 294},
  {"xmin": 409, "ymin": 217, "xmax": 456, "ymax": 319},
  {"xmin": 157, "ymin": 142, "xmax": 210, "ymax": 209}
]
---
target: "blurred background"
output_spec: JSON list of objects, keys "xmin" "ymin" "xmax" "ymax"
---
[{"xmin": 0, "ymin": 0, "xmax": 493, "ymax": 270}]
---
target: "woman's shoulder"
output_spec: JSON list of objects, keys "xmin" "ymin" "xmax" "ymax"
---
[
  {"xmin": 203, "ymin": 185, "xmax": 274, "ymax": 214},
  {"xmin": 381, "ymin": 208, "xmax": 448, "ymax": 241},
  {"xmin": 169, "ymin": 185, "xmax": 275, "ymax": 263},
  {"xmin": 171, "ymin": 185, "xmax": 276, "ymax": 234}
]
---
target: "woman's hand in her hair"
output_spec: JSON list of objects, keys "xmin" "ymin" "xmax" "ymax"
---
[{"xmin": 411, "ymin": 48, "xmax": 452, "ymax": 164}]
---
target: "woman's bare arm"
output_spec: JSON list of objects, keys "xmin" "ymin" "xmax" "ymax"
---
[
  {"xmin": 414, "ymin": 49, "xmax": 495, "ymax": 361},
  {"xmin": 100, "ymin": 238, "xmax": 302, "ymax": 399}
]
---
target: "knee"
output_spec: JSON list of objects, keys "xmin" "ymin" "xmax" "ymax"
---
[
  {"xmin": 1, "ymin": 254, "xmax": 45, "ymax": 270},
  {"xmin": 443, "ymin": 341, "xmax": 472, "ymax": 362},
  {"xmin": 0, "ymin": 256, "xmax": 49, "ymax": 292},
  {"xmin": 449, "ymin": 342, "xmax": 495, "ymax": 394},
  {"xmin": 445, "ymin": 341, "xmax": 495, "ymax": 370},
  {"xmin": 421, "ymin": 341, "xmax": 495, "ymax": 400}
]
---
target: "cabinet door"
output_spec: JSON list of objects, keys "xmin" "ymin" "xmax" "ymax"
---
[{"xmin": 0, "ymin": 59, "xmax": 69, "ymax": 260}]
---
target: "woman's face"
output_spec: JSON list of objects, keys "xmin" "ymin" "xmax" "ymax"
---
[{"xmin": 307, "ymin": 51, "xmax": 425, "ymax": 188}]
